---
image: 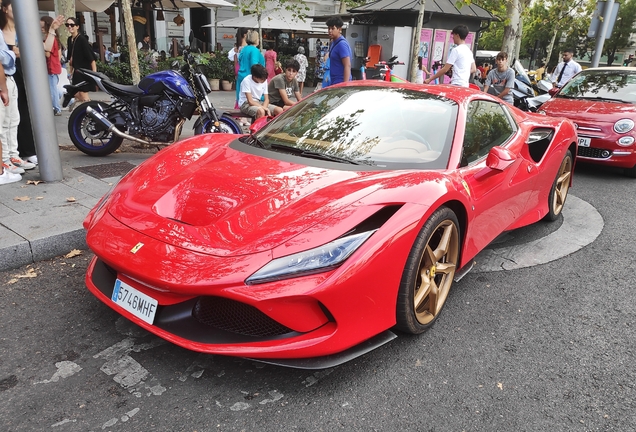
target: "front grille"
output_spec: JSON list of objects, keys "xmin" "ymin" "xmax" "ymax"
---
[
  {"xmin": 578, "ymin": 147, "xmax": 612, "ymax": 159},
  {"xmin": 193, "ymin": 296, "xmax": 293, "ymax": 337}
]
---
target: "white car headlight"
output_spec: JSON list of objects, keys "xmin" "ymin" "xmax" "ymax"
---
[
  {"xmin": 614, "ymin": 119, "xmax": 634, "ymax": 134},
  {"xmin": 246, "ymin": 230, "xmax": 376, "ymax": 285},
  {"xmin": 618, "ymin": 136, "xmax": 635, "ymax": 146}
]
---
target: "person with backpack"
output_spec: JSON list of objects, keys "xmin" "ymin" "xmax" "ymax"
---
[{"xmin": 323, "ymin": 16, "xmax": 352, "ymax": 87}]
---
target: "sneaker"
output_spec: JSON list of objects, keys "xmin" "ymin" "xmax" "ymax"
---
[
  {"xmin": 10, "ymin": 157, "xmax": 36, "ymax": 170},
  {"xmin": 54, "ymin": 110, "xmax": 62, "ymax": 116},
  {"xmin": 25, "ymin": 155, "xmax": 38, "ymax": 165},
  {"xmin": 2, "ymin": 161, "xmax": 24, "ymax": 175},
  {"xmin": 0, "ymin": 167, "xmax": 21, "ymax": 184}
]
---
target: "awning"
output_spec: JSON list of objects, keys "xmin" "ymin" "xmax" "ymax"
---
[
  {"xmin": 350, "ymin": 0, "xmax": 495, "ymax": 20},
  {"xmin": 210, "ymin": 8, "xmax": 314, "ymax": 31},
  {"xmin": 38, "ymin": 0, "xmax": 115, "ymax": 12},
  {"xmin": 38, "ymin": 0, "xmax": 235, "ymax": 12},
  {"xmin": 154, "ymin": 0, "xmax": 235, "ymax": 9}
]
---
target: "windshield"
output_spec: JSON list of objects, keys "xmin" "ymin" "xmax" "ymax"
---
[
  {"xmin": 558, "ymin": 70, "xmax": 636, "ymax": 103},
  {"xmin": 513, "ymin": 60, "xmax": 531, "ymax": 85},
  {"xmin": 253, "ymin": 86, "xmax": 458, "ymax": 169}
]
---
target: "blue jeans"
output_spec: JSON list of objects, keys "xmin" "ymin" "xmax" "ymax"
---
[{"xmin": 48, "ymin": 74, "xmax": 61, "ymax": 113}]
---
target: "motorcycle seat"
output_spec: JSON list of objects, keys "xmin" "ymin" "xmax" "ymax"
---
[{"xmin": 102, "ymin": 80, "xmax": 145, "ymax": 98}]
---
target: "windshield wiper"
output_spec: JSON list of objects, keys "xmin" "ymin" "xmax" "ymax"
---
[
  {"xmin": 299, "ymin": 150, "xmax": 361, "ymax": 165},
  {"xmin": 579, "ymin": 96, "xmax": 628, "ymax": 103},
  {"xmin": 245, "ymin": 134, "xmax": 268, "ymax": 149},
  {"xmin": 269, "ymin": 143, "xmax": 361, "ymax": 165}
]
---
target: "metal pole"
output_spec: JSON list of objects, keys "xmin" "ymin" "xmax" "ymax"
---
[
  {"xmin": 14, "ymin": 0, "xmax": 63, "ymax": 181},
  {"xmin": 591, "ymin": 0, "xmax": 614, "ymax": 68}
]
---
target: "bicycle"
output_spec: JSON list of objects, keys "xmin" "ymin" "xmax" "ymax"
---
[{"xmin": 362, "ymin": 55, "xmax": 407, "ymax": 82}]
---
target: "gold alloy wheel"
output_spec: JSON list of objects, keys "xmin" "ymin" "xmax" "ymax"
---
[
  {"xmin": 413, "ymin": 219, "xmax": 460, "ymax": 325},
  {"xmin": 552, "ymin": 154, "xmax": 573, "ymax": 216}
]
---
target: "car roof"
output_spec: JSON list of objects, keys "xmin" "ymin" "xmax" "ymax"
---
[
  {"xmin": 338, "ymin": 80, "xmax": 482, "ymax": 106},
  {"xmin": 583, "ymin": 67, "xmax": 636, "ymax": 72}
]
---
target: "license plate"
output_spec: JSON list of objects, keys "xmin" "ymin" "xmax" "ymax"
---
[
  {"xmin": 111, "ymin": 279, "xmax": 158, "ymax": 324},
  {"xmin": 578, "ymin": 136, "xmax": 591, "ymax": 147}
]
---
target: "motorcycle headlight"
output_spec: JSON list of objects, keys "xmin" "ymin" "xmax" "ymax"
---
[
  {"xmin": 614, "ymin": 119, "xmax": 634, "ymax": 134},
  {"xmin": 246, "ymin": 230, "xmax": 376, "ymax": 285}
]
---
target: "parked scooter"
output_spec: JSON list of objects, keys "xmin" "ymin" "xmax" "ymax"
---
[
  {"xmin": 516, "ymin": 92, "xmax": 551, "ymax": 112},
  {"xmin": 64, "ymin": 48, "xmax": 241, "ymax": 156}
]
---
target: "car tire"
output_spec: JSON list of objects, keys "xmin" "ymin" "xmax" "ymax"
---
[
  {"xmin": 396, "ymin": 206, "xmax": 460, "ymax": 334},
  {"xmin": 544, "ymin": 149, "xmax": 573, "ymax": 221}
]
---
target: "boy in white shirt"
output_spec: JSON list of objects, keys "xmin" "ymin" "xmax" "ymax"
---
[
  {"xmin": 424, "ymin": 24, "xmax": 476, "ymax": 87},
  {"xmin": 239, "ymin": 64, "xmax": 271, "ymax": 119}
]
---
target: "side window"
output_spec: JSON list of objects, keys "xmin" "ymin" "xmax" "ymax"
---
[{"xmin": 462, "ymin": 100, "xmax": 516, "ymax": 165}]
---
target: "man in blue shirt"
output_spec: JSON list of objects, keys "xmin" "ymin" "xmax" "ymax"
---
[{"xmin": 325, "ymin": 16, "xmax": 351, "ymax": 86}]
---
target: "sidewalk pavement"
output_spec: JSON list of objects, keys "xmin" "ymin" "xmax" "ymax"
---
[{"xmin": 0, "ymin": 88, "xmax": 242, "ymax": 271}]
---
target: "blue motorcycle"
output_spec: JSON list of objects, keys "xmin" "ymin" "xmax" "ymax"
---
[{"xmin": 65, "ymin": 49, "xmax": 241, "ymax": 156}]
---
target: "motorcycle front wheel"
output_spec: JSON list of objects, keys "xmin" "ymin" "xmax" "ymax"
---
[
  {"xmin": 194, "ymin": 113, "xmax": 243, "ymax": 135},
  {"xmin": 68, "ymin": 101, "xmax": 124, "ymax": 156}
]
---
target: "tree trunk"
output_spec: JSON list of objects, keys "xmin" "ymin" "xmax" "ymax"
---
[
  {"xmin": 121, "ymin": 0, "xmax": 140, "ymax": 84},
  {"xmin": 607, "ymin": 48, "xmax": 616, "ymax": 66},
  {"xmin": 501, "ymin": 0, "xmax": 520, "ymax": 56},
  {"xmin": 339, "ymin": 1, "xmax": 347, "ymax": 14},
  {"xmin": 410, "ymin": 0, "xmax": 427, "ymax": 82},
  {"xmin": 55, "ymin": 0, "xmax": 75, "ymax": 43},
  {"xmin": 258, "ymin": 13, "xmax": 263, "ymax": 51},
  {"xmin": 513, "ymin": 18, "xmax": 523, "ymax": 61},
  {"xmin": 545, "ymin": 27, "xmax": 559, "ymax": 67}
]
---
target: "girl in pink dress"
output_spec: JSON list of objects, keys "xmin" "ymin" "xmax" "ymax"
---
[{"xmin": 264, "ymin": 45, "xmax": 277, "ymax": 81}]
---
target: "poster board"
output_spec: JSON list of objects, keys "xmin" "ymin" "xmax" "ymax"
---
[
  {"xmin": 431, "ymin": 29, "xmax": 448, "ymax": 84},
  {"xmin": 441, "ymin": 31, "xmax": 477, "ymax": 84},
  {"xmin": 419, "ymin": 28, "xmax": 433, "ymax": 72},
  {"xmin": 466, "ymin": 32, "xmax": 476, "ymax": 51},
  {"xmin": 443, "ymin": 32, "xmax": 456, "ymax": 83}
]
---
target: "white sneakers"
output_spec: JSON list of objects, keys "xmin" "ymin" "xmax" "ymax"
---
[
  {"xmin": 3, "ymin": 160, "xmax": 24, "ymax": 174},
  {"xmin": 0, "ymin": 164, "xmax": 21, "ymax": 185},
  {"xmin": 10, "ymin": 157, "xmax": 36, "ymax": 170},
  {"xmin": 25, "ymin": 155, "xmax": 38, "ymax": 165}
]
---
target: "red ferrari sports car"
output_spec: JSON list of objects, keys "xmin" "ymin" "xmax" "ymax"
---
[
  {"xmin": 83, "ymin": 82, "xmax": 577, "ymax": 369},
  {"xmin": 540, "ymin": 67, "xmax": 636, "ymax": 177}
]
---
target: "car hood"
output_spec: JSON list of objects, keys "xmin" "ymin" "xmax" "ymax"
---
[
  {"xmin": 542, "ymin": 97, "xmax": 636, "ymax": 123},
  {"xmin": 107, "ymin": 138, "xmax": 410, "ymax": 257}
]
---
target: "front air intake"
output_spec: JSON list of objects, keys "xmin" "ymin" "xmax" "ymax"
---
[{"xmin": 193, "ymin": 296, "xmax": 293, "ymax": 337}]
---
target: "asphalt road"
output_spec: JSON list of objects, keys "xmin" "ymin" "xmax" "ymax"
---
[{"xmin": 1, "ymin": 161, "xmax": 636, "ymax": 431}]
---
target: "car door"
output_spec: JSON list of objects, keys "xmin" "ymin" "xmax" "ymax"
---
[{"xmin": 458, "ymin": 99, "xmax": 536, "ymax": 257}]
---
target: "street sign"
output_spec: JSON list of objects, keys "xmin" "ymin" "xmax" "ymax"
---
[{"xmin": 588, "ymin": 1, "xmax": 620, "ymax": 39}]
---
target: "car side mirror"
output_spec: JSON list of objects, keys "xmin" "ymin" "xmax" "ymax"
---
[
  {"xmin": 249, "ymin": 116, "xmax": 270, "ymax": 134},
  {"xmin": 486, "ymin": 146, "xmax": 516, "ymax": 171},
  {"xmin": 548, "ymin": 87, "xmax": 559, "ymax": 96}
]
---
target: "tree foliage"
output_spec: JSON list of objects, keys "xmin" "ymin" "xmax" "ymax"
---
[
  {"xmin": 477, "ymin": 0, "xmax": 636, "ymax": 68},
  {"xmin": 603, "ymin": 0, "xmax": 636, "ymax": 65}
]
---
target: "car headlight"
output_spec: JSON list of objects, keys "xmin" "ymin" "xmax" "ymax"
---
[
  {"xmin": 614, "ymin": 119, "xmax": 634, "ymax": 134},
  {"xmin": 246, "ymin": 230, "xmax": 376, "ymax": 285},
  {"xmin": 618, "ymin": 136, "xmax": 635, "ymax": 146},
  {"xmin": 537, "ymin": 110, "xmax": 546, "ymax": 115}
]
